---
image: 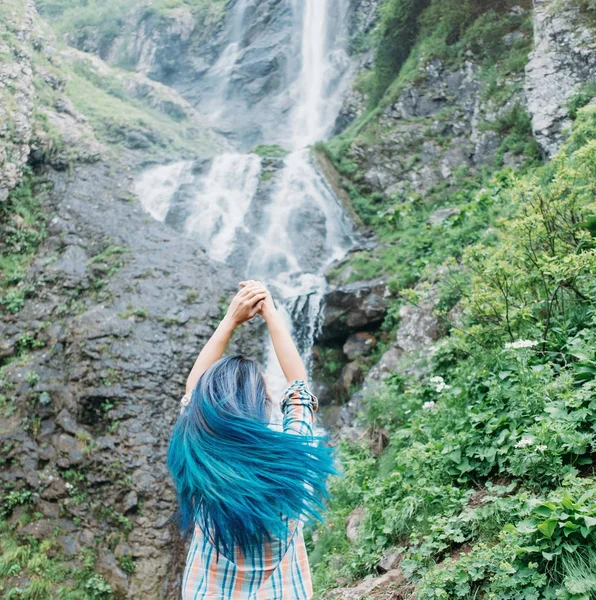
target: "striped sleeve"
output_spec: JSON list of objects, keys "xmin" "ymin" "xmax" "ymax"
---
[{"xmin": 280, "ymin": 379, "xmax": 318, "ymax": 437}]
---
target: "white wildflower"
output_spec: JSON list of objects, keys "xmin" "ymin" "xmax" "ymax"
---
[
  {"xmin": 515, "ymin": 437, "xmax": 534, "ymax": 448},
  {"xmin": 65, "ymin": 482, "xmax": 73, "ymax": 490},
  {"xmin": 504, "ymin": 340, "xmax": 539, "ymax": 350},
  {"xmin": 429, "ymin": 376, "xmax": 451, "ymax": 392},
  {"xmin": 535, "ymin": 445, "xmax": 547, "ymax": 452},
  {"xmin": 422, "ymin": 401, "xmax": 437, "ymax": 411}
]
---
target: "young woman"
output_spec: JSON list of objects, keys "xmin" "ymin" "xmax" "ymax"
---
[{"xmin": 167, "ymin": 280, "xmax": 336, "ymax": 599}]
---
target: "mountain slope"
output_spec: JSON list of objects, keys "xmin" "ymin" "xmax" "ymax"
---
[{"xmin": 309, "ymin": 1, "xmax": 596, "ymax": 597}]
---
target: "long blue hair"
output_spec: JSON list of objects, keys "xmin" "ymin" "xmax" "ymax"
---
[{"xmin": 167, "ymin": 354, "xmax": 337, "ymax": 559}]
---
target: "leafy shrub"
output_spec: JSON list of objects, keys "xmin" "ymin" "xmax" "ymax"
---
[
  {"xmin": 567, "ymin": 82, "xmax": 596, "ymax": 119},
  {"xmin": 370, "ymin": 0, "xmax": 430, "ymax": 103}
]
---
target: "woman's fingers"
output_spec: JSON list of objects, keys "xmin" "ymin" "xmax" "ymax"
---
[
  {"xmin": 248, "ymin": 299, "xmax": 265, "ymax": 318},
  {"xmin": 239, "ymin": 280, "xmax": 264, "ymax": 289},
  {"xmin": 237, "ymin": 282, "xmax": 261, "ymax": 299},
  {"xmin": 243, "ymin": 287, "xmax": 267, "ymax": 303},
  {"xmin": 245, "ymin": 291, "xmax": 267, "ymax": 305}
]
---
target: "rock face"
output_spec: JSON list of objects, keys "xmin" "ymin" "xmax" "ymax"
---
[
  {"xmin": 1, "ymin": 159, "xmax": 263, "ymax": 598},
  {"xmin": 334, "ymin": 277, "xmax": 446, "ymax": 436},
  {"xmin": 525, "ymin": 0, "xmax": 596, "ymax": 157},
  {"xmin": 0, "ymin": 0, "xmax": 103, "ymax": 203},
  {"xmin": 0, "ymin": 2, "xmax": 35, "ymax": 201},
  {"xmin": 361, "ymin": 57, "xmax": 527, "ymax": 198},
  {"xmin": 0, "ymin": 8, "xmax": 260, "ymax": 594}
]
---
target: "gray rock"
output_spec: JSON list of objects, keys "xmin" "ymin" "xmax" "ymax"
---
[
  {"xmin": 96, "ymin": 550, "xmax": 129, "ymax": 595},
  {"xmin": 525, "ymin": 0, "xmax": 596, "ymax": 157},
  {"xmin": 319, "ymin": 278, "xmax": 388, "ymax": 342},
  {"xmin": 428, "ymin": 207, "xmax": 461, "ymax": 226},
  {"xmin": 345, "ymin": 506, "xmax": 367, "ymax": 543},
  {"xmin": 343, "ymin": 332, "xmax": 377, "ymax": 360},
  {"xmin": 325, "ymin": 568, "xmax": 405, "ymax": 599},
  {"xmin": 340, "ymin": 362, "xmax": 363, "ymax": 392},
  {"xmin": 56, "ymin": 409, "xmax": 83, "ymax": 435},
  {"xmin": 57, "ymin": 535, "xmax": 81, "ymax": 556},
  {"xmin": 54, "ymin": 434, "xmax": 84, "ymax": 466},
  {"xmin": 122, "ymin": 490, "xmax": 138, "ymax": 514},
  {"xmin": 377, "ymin": 548, "xmax": 402, "ymax": 573},
  {"xmin": 396, "ymin": 281, "xmax": 446, "ymax": 353}
]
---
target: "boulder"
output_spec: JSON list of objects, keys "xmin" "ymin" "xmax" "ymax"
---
[
  {"xmin": 345, "ymin": 506, "xmax": 367, "ymax": 543},
  {"xmin": 340, "ymin": 362, "xmax": 363, "ymax": 392},
  {"xmin": 377, "ymin": 548, "xmax": 403, "ymax": 573},
  {"xmin": 396, "ymin": 283, "xmax": 446, "ymax": 353},
  {"xmin": 427, "ymin": 207, "xmax": 461, "ymax": 226},
  {"xmin": 325, "ymin": 568, "xmax": 407, "ymax": 599},
  {"xmin": 343, "ymin": 332, "xmax": 377, "ymax": 360},
  {"xmin": 318, "ymin": 278, "xmax": 388, "ymax": 343}
]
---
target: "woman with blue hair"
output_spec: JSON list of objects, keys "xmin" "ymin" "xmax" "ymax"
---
[{"xmin": 167, "ymin": 280, "xmax": 337, "ymax": 599}]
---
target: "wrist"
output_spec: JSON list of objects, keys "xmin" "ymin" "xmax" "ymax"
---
[
  {"xmin": 221, "ymin": 314, "xmax": 239, "ymax": 330},
  {"xmin": 261, "ymin": 306, "xmax": 278, "ymax": 323}
]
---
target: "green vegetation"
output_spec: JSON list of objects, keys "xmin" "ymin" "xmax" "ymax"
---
[
  {"xmin": 64, "ymin": 61, "xmax": 213, "ymax": 157},
  {"xmin": 0, "ymin": 523, "xmax": 114, "ymax": 600},
  {"xmin": 311, "ymin": 100, "xmax": 596, "ymax": 598},
  {"xmin": 368, "ymin": 0, "xmax": 430, "ymax": 103},
  {"xmin": 567, "ymin": 81, "xmax": 596, "ymax": 119},
  {"xmin": 0, "ymin": 170, "xmax": 49, "ymax": 316},
  {"xmin": 308, "ymin": 0, "xmax": 596, "ymax": 596},
  {"xmin": 250, "ymin": 144, "xmax": 289, "ymax": 159}
]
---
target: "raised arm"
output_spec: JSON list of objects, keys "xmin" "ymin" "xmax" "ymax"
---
[
  {"xmin": 240, "ymin": 280, "xmax": 307, "ymax": 383},
  {"xmin": 185, "ymin": 283, "xmax": 267, "ymax": 395}
]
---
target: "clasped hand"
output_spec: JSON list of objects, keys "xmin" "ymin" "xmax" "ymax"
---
[{"xmin": 225, "ymin": 280, "xmax": 275, "ymax": 327}]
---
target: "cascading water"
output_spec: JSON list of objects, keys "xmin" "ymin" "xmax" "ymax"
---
[{"xmin": 135, "ymin": 0, "xmax": 357, "ymax": 420}]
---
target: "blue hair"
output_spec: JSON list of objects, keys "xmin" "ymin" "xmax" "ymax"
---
[{"xmin": 167, "ymin": 354, "xmax": 338, "ymax": 560}]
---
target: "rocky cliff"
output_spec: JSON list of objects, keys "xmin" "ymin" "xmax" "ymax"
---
[{"xmin": 1, "ymin": 2, "xmax": 260, "ymax": 598}]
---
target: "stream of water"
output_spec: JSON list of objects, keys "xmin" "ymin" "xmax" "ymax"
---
[{"xmin": 135, "ymin": 0, "xmax": 358, "ymax": 420}]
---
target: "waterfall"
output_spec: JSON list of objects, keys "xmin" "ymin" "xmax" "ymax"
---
[{"xmin": 135, "ymin": 0, "xmax": 357, "ymax": 418}]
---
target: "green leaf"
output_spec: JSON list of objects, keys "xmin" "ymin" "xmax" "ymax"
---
[
  {"xmin": 537, "ymin": 519, "xmax": 557, "ymax": 538},
  {"xmin": 584, "ymin": 516, "xmax": 596, "ymax": 528},
  {"xmin": 533, "ymin": 503, "xmax": 556, "ymax": 517}
]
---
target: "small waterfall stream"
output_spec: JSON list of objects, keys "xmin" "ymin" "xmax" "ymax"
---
[{"xmin": 135, "ymin": 0, "xmax": 358, "ymax": 418}]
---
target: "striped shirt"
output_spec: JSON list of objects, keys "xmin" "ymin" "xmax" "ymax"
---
[{"xmin": 182, "ymin": 379, "xmax": 319, "ymax": 599}]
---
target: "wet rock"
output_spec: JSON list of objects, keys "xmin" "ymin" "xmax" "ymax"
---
[
  {"xmin": 55, "ymin": 409, "xmax": 83, "ymax": 436},
  {"xmin": 35, "ymin": 499, "xmax": 61, "ymax": 519},
  {"xmin": 57, "ymin": 535, "xmax": 80, "ymax": 556},
  {"xmin": 40, "ymin": 477, "xmax": 68, "ymax": 500},
  {"xmin": 96, "ymin": 550, "xmax": 129, "ymax": 595},
  {"xmin": 122, "ymin": 490, "xmax": 138, "ymax": 514},
  {"xmin": 319, "ymin": 278, "xmax": 388, "ymax": 342},
  {"xmin": 54, "ymin": 433, "xmax": 84, "ymax": 466},
  {"xmin": 0, "ymin": 338, "xmax": 16, "ymax": 360},
  {"xmin": 343, "ymin": 332, "xmax": 377, "ymax": 360}
]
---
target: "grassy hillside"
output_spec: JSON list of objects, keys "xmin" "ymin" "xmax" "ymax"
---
[
  {"xmin": 36, "ymin": 0, "xmax": 226, "ymax": 67},
  {"xmin": 311, "ymin": 1, "xmax": 596, "ymax": 597}
]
